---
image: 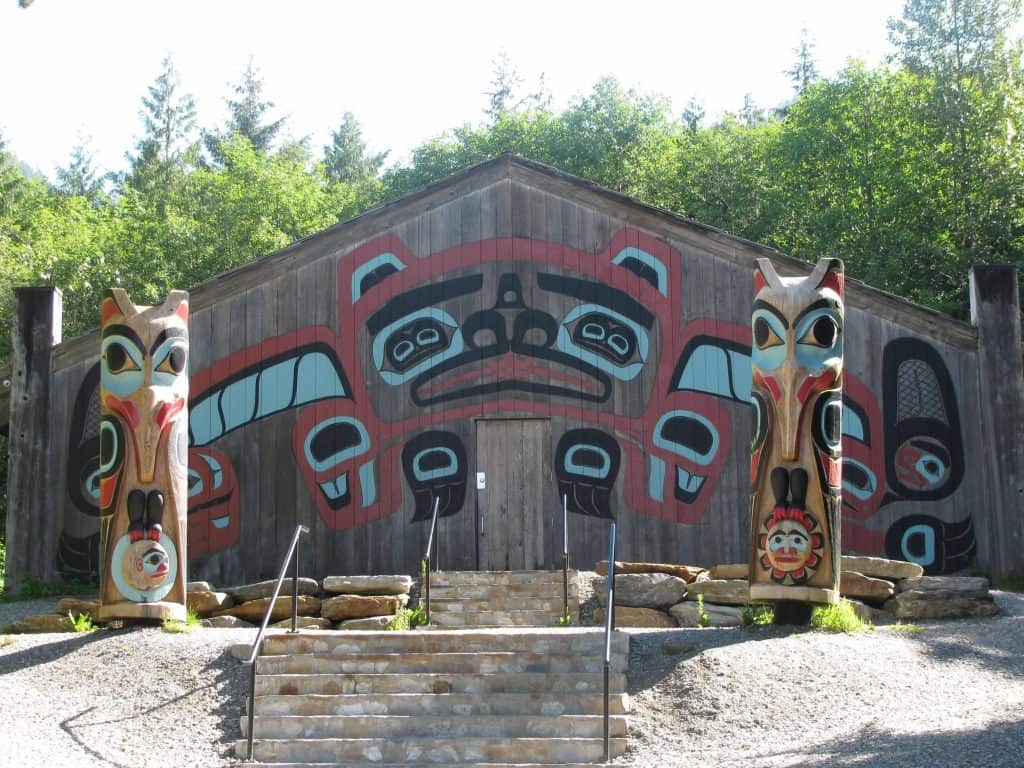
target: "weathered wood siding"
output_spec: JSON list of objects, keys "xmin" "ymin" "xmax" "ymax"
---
[{"xmin": 9, "ymin": 157, "xmax": 1022, "ymax": 586}]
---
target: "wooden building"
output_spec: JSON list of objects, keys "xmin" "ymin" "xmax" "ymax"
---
[{"xmin": 6, "ymin": 156, "xmax": 1023, "ymax": 589}]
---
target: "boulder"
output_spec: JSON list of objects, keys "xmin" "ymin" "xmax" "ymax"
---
[
  {"xmin": 845, "ymin": 598, "xmax": 894, "ymax": 626},
  {"xmin": 884, "ymin": 590, "xmax": 999, "ymax": 620},
  {"xmin": 593, "ymin": 606, "xmax": 676, "ymax": 628},
  {"xmin": 186, "ymin": 581, "xmax": 213, "ymax": 592},
  {"xmin": 270, "ymin": 616, "xmax": 333, "ymax": 630},
  {"xmin": 321, "ymin": 594, "xmax": 405, "ymax": 621},
  {"xmin": 5, "ymin": 614, "xmax": 73, "ymax": 633},
  {"xmin": 592, "ymin": 573, "xmax": 687, "ymax": 609},
  {"xmin": 223, "ymin": 577, "xmax": 320, "ymax": 602},
  {"xmin": 670, "ymin": 601, "xmax": 744, "ymax": 628},
  {"xmin": 212, "ymin": 595, "xmax": 321, "ymax": 623},
  {"xmin": 595, "ymin": 560, "xmax": 706, "ymax": 583},
  {"xmin": 187, "ymin": 590, "xmax": 234, "ymax": 616},
  {"xmin": 55, "ymin": 598, "xmax": 100, "ymax": 617},
  {"xmin": 840, "ymin": 571, "xmax": 895, "ymax": 603},
  {"xmin": 202, "ymin": 615, "xmax": 256, "ymax": 629},
  {"xmin": 709, "ymin": 564, "xmax": 748, "ymax": 580},
  {"xmin": 336, "ymin": 615, "xmax": 393, "ymax": 630},
  {"xmin": 896, "ymin": 576, "xmax": 989, "ymax": 596},
  {"xmin": 322, "ymin": 575, "xmax": 413, "ymax": 595},
  {"xmin": 841, "ymin": 556, "xmax": 923, "ymax": 580},
  {"xmin": 684, "ymin": 579, "xmax": 750, "ymax": 605}
]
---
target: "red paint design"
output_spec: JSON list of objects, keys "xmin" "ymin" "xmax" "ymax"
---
[
  {"xmin": 155, "ymin": 399, "xmax": 185, "ymax": 433},
  {"xmin": 103, "ymin": 394, "xmax": 139, "ymax": 429}
]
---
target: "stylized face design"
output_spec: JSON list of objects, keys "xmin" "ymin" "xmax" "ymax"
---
[
  {"xmin": 766, "ymin": 518, "xmax": 812, "ymax": 571},
  {"xmin": 128, "ymin": 540, "xmax": 170, "ymax": 587}
]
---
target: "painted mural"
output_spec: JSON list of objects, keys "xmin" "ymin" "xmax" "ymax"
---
[
  {"xmin": 57, "ymin": 228, "xmax": 973, "ymax": 578},
  {"xmin": 747, "ymin": 258, "xmax": 845, "ymax": 604}
]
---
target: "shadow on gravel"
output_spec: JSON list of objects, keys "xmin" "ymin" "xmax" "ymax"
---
[
  {"xmin": 776, "ymin": 717, "xmax": 1024, "ymax": 768},
  {"xmin": 0, "ymin": 631, "xmax": 107, "ymax": 673},
  {"xmin": 210, "ymin": 647, "xmax": 250, "ymax": 754}
]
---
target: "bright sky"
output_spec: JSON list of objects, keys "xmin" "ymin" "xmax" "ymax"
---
[{"xmin": 1, "ymin": 0, "xmax": 908, "ymax": 179}]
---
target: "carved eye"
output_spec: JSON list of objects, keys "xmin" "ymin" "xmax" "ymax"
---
[
  {"xmin": 104, "ymin": 343, "xmax": 140, "ymax": 373},
  {"xmin": 799, "ymin": 316, "xmax": 839, "ymax": 348},
  {"xmin": 156, "ymin": 345, "xmax": 187, "ymax": 375},
  {"xmin": 754, "ymin": 317, "xmax": 783, "ymax": 349}
]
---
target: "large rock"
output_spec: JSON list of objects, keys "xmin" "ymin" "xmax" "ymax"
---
[
  {"xmin": 670, "ymin": 601, "xmax": 744, "ymax": 628},
  {"xmin": 187, "ymin": 590, "xmax": 234, "ymax": 616},
  {"xmin": 684, "ymin": 579, "xmax": 750, "ymax": 605},
  {"xmin": 840, "ymin": 571, "xmax": 895, "ymax": 603},
  {"xmin": 841, "ymin": 556, "xmax": 923, "ymax": 580},
  {"xmin": 270, "ymin": 616, "xmax": 333, "ymax": 630},
  {"xmin": 897, "ymin": 576, "xmax": 989, "ymax": 595},
  {"xmin": 593, "ymin": 573, "xmax": 687, "ymax": 609},
  {"xmin": 885, "ymin": 590, "xmax": 999, "ymax": 620},
  {"xmin": 595, "ymin": 560, "xmax": 706, "ymax": 583},
  {"xmin": 322, "ymin": 575, "xmax": 413, "ymax": 595},
  {"xmin": 201, "ymin": 615, "xmax": 256, "ymax": 629},
  {"xmin": 4, "ymin": 614, "xmax": 73, "ymax": 633},
  {"xmin": 186, "ymin": 581, "xmax": 213, "ymax": 592},
  {"xmin": 709, "ymin": 564, "xmax": 748, "ymax": 580},
  {"xmin": 213, "ymin": 595, "xmax": 321, "ymax": 623},
  {"xmin": 223, "ymin": 577, "xmax": 320, "ymax": 602},
  {"xmin": 336, "ymin": 615, "xmax": 394, "ymax": 630},
  {"xmin": 55, "ymin": 598, "xmax": 100, "ymax": 617},
  {"xmin": 321, "ymin": 594, "xmax": 406, "ymax": 621},
  {"xmin": 593, "ymin": 606, "xmax": 676, "ymax": 628},
  {"xmin": 845, "ymin": 598, "xmax": 894, "ymax": 626}
]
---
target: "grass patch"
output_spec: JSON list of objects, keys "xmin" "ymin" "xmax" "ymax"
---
[
  {"xmin": 0, "ymin": 578, "xmax": 99, "ymax": 603},
  {"xmin": 882, "ymin": 622, "xmax": 925, "ymax": 634},
  {"xmin": 995, "ymin": 571, "xmax": 1024, "ymax": 593},
  {"xmin": 810, "ymin": 599, "xmax": 872, "ymax": 634},
  {"xmin": 67, "ymin": 611, "xmax": 96, "ymax": 633},
  {"xmin": 696, "ymin": 594, "xmax": 710, "ymax": 627},
  {"xmin": 386, "ymin": 603, "xmax": 427, "ymax": 631},
  {"xmin": 162, "ymin": 608, "xmax": 201, "ymax": 634},
  {"xmin": 741, "ymin": 603, "xmax": 775, "ymax": 627}
]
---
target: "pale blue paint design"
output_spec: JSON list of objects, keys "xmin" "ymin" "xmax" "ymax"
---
[
  {"xmin": 556, "ymin": 304, "xmax": 649, "ymax": 381},
  {"xmin": 841, "ymin": 405, "xmax": 865, "ymax": 441},
  {"xmin": 100, "ymin": 335, "xmax": 144, "ymax": 398},
  {"xmin": 294, "ymin": 351, "xmax": 347, "ymax": 403},
  {"xmin": 221, "ymin": 376, "xmax": 257, "ymax": 433},
  {"xmin": 303, "ymin": 417, "xmax": 370, "ymax": 472},
  {"xmin": 372, "ymin": 308, "xmax": 465, "ymax": 386},
  {"xmin": 255, "ymin": 358, "xmax": 298, "ymax": 417},
  {"xmin": 190, "ymin": 398, "xmax": 223, "ymax": 446},
  {"xmin": 564, "ymin": 444, "xmax": 611, "ymax": 479},
  {"xmin": 413, "ymin": 447, "xmax": 458, "ymax": 481},
  {"xmin": 729, "ymin": 350, "xmax": 753, "ymax": 400},
  {"xmin": 841, "ymin": 458, "xmax": 877, "ymax": 500},
  {"xmin": 351, "ymin": 252, "xmax": 405, "ymax": 303},
  {"xmin": 794, "ymin": 308, "xmax": 843, "ymax": 370},
  {"xmin": 679, "ymin": 345, "xmax": 731, "ymax": 398},
  {"xmin": 319, "ymin": 472, "xmax": 349, "ymax": 501},
  {"xmin": 676, "ymin": 466, "xmax": 705, "ymax": 495},
  {"xmin": 648, "ymin": 456, "xmax": 666, "ymax": 502},
  {"xmin": 360, "ymin": 461, "xmax": 376, "ymax": 507},
  {"xmin": 750, "ymin": 310, "xmax": 788, "ymax": 372},
  {"xmin": 612, "ymin": 246, "xmax": 668, "ymax": 296},
  {"xmin": 900, "ymin": 524, "xmax": 936, "ymax": 567},
  {"xmin": 652, "ymin": 410, "xmax": 720, "ymax": 466}
]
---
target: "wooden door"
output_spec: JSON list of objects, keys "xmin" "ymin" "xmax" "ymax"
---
[{"xmin": 475, "ymin": 419, "xmax": 553, "ymax": 570}]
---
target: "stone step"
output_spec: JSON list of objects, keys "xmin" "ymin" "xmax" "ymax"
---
[
  {"xmin": 255, "ymin": 672, "xmax": 628, "ymax": 696},
  {"xmin": 426, "ymin": 584, "xmax": 579, "ymax": 600},
  {"xmin": 238, "ymin": 763, "xmax": 625, "ymax": 768},
  {"xmin": 241, "ymin": 713, "xmax": 629, "ymax": 739},
  {"xmin": 255, "ymin": 628, "xmax": 627, "ymax": 657},
  {"xmin": 426, "ymin": 570, "xmax": 575, "ymax": 586},
  {"xmin": 251, "ymin": 692, "xmax": 631, "ymax": 717},
  {"xmin": 426, "ymin": 610, "xmax": 567, "ymax": 627},
  {"xmin": 256, "ymin": 651, "xmax": 627, "ymax": 675},
  {"xmin": 236, "ymin": 736, "xmax": 629, "ymax": 763},
  {"xmin": 427, "ymin": 596, "xmax": 577, "ymax": 613}
]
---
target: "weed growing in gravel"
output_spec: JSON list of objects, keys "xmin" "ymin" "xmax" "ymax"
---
[
  {"xmin": 811, "ymin": 600, "xmax": 872, "ymax": 634},
  {"xmin": 68, "ymin": 611, "xmax": 96, "ymax": 633},
  {"xmin": 697, "ymin": 594, "xmax": 710, "ymax": 627},
  {"xmin": 386, "ymin": 603, "xmax": 427, "ymax": 630},
  {"xmin": 741, "ymin": 604, "xmax": 775, "ymax": 627},
  {"xmin": 0, "ymin": 635, "xmax": 13, "ymax": 648},
  {"xmin": 0, "ymin": 578, "xmax": 98, "ymax": 603},
  {"xmin": 162, "ymin": 609, "xmax": 201, "ymax": 634}
]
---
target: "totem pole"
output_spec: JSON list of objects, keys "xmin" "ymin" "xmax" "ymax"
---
[
  {"xmin": 98, "ymin": 289, "xmax": 190, "ymax": 621},
  {"xmin": 749, "ymin": 258, "xmax": 843, "ymax": 606}
]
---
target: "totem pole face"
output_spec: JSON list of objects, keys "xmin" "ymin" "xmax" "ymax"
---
[
  {"xmin": 749, "ymin": 258, "xmax": 843, "ymax": 602},
  {"xmin": 99, "ymin": 288, "xmax": 190, "ymax": 620}
]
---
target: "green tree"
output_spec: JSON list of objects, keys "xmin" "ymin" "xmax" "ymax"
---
[
  {"xmin": 786, "ymin": 28, "xmax": 820, "ymax": 93},
  {"xmin": 56, "ymin": 141, "xmax": 104, "ymax": 203},
  {"xmin": 205, "ymin": 59, "xmax": 287, "ymax": 161},
  {"xmin": 323, "ymin": 112, "xmax": 388, "ymax": 184}
]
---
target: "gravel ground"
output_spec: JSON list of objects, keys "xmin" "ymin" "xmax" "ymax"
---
[{"xmin": 1, "ymin": 592, "xmax": 1022, "ymax": 768}]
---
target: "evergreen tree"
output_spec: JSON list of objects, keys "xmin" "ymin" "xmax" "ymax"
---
[
  {"xmin": 56, "ymin": 141, "xmax": 103, "ymax": 202},
  {"xmin": 785, "ymin": 28, "xmax": 820, "ymax": 93},
  {"xmin": 323, "ymin": 112, "xmax": 388, "ymax": 184},
  {"xmin": 205, "ymin": 59, "xmax": 287, "ymax": 161}
]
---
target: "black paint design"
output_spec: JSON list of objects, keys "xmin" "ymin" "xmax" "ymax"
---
[
  {"xmin": 885, "ymin": 513, "xmax": 977, "ymax": 575},
  {"xmin": 402, "ymin": 430, "xmax": 467, "ymax": 522},
  {"xmin": 555, "ymin": 428, "xmax": 620, "ymax": 519}
]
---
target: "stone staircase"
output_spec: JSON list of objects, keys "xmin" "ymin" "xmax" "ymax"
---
[
  {"xmin": 235, "ymin": 571, "xmax": 628, "ymax": 767},
  {"xmin": 425, "ymin": 570, "xmax": 580, "ymax": 628}
]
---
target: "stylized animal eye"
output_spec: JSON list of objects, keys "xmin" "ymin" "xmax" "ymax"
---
[
  {"xmin": 104, "ymin": 343, "xmax": 140, "ymax": 374},
  {"xmin": 155, "ymin": 345, "xmax": 187, "ymax": 375},
  {"xmin": 753, "ymin": 317, "xmax": 783, "ymax": 349},
  {"xmin": 571, "ymin": 312, "xmax": 638, "ymax": 365},
  {"xmin": 799, "ymin": 316, "xmax": 839, "ymax": 348}
]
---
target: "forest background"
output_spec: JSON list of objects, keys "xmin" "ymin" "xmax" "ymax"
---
[{"xmin": 1, "ymin": 0, "xmax": 1022, "ymax": 587}]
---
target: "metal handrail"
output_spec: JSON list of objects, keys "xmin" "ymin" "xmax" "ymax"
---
[
  {"xmin": 245, "ymin": 524, "xmax": 309, "ymax": 760},
  {"xmin": 561, "ymin": 494, "xmax": 569, "ymax": 622},
  {"xmin": 421, "ymin": 497, "xmax": 440, "ymax": 625},
  {"xmin": 603, "ymin": 521, "xmax": 617, "ymax": 761}
]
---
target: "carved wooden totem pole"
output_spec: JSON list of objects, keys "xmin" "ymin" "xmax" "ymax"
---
[
  {"xmin": 98, "ymin": 289, "xmax": 190, "ymax": 621},
  {"xmin": 749, "ymin": 258, "xmax": 844, "ymax": 606}
]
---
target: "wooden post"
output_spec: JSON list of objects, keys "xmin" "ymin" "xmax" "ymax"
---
[
  {"xmin": 969, "ymin": 266, "xmax": 1024, "ymax": 580},
  {"xmin": 6, "ymin": 287, "xmax": 62, "ymax": 594},
  {"xmin": 748, "ymin": 258, "xmax": 844, "ymax": 605},
  {"xmin": 98, "ymin": 289, "xmax": 190, "ymax": 621}
]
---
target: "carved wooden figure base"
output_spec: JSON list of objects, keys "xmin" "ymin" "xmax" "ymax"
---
[
  {"xmin": 748, "ymin": 258, "xmax": 844, "ymax": 605},
  {"xmin": 98, "ymin": 289, "xmax": 190, "ymax": 622}
]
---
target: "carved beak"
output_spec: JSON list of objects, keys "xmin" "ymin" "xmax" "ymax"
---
[{"xmin": 777, "ymin": 359, "xmax": 804, "ymax": 462}]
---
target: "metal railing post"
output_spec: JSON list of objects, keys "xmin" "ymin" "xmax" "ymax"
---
[
  {"xmin": 290, "ymin": 536, "xmax": 300, "ymax": 633},
  {"xmin": 562, "ymin": 494, "xmax": 569, "ymax": 622},
  {"xmin": 603, "ymin": 521, "xmax": 617, "ymax": 762},
  {"xmin": 423, "ymin": 497, "xmax": 440, "ymax": 626}
]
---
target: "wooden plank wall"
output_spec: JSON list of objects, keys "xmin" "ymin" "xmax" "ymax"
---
[{"xmin": 17, "ymin": 161, "xmax": 1014, "ymax": 587}]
